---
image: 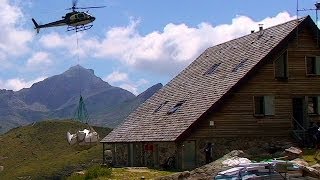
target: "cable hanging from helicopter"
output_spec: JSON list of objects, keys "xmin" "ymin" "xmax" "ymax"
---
[
  {"xmin": 65, "ymin": 1, "xmax": 103, "ymax": 147},
  {"xmin": 31, "ymin": 0, "xmax": 105, "ymax": 33},
  {"xmin": 66, "ymin": 28, "xmax": 100, "ymax": 147},
  {"xmin": 32, "ymin": 0, "xmax": 105, "ymax": 146}
]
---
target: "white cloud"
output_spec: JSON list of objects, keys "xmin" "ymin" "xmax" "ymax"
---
[
  {"xmin": 27, "ymin": 52, "xmax": 52, "ymax": 69},
  {"xmin": 119, "ymin": 79, "xmax": 149, "ymax": 95},
  {"xmin": 38, "ymin": 12, "xmax": 296, "ymax": 76},
  {"xmin": 119, "ymin": 84, "xmax": 139, "ymax": 96},
  {"xmin": 39, "ymin": 32, "xmax": 99, "ymax": 58},
  {"xmin": 0, "ymin": 0, "xmax": 33, "ymax": 61},
  {"xmin": 0, "ymin": 76, "xmax": 46, "ymax": 91},
  {"xmin": 104, "ymin": 71, "xmax": 129, "ymax": 84},
  {"xmin": 104, "ymin": 70, "xmax": 149, "ymax": 95}
]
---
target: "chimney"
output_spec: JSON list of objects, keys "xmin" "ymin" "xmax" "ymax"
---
[{"xmin": 259, "ymin": 24, "xmax": 263, "ymax": 31}]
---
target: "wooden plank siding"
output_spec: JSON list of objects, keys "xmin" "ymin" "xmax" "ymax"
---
[{"xmin": 187, "ymin": 27, "xmax": 320, "ymax": 139}]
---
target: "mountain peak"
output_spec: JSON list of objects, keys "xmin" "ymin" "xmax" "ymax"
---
[{"xmin": 64, "ymin": 65, "xmax": 94, "ymax": 76}]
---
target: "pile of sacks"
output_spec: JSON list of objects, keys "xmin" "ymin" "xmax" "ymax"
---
[{"xmin": 67, "ymin": 128, "xmax": 99, "ymax": 146}]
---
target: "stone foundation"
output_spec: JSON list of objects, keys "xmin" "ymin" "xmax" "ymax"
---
[
  {"xmin": 104, "ymin": 137, "xmax": 295, "ymax": 170},
  {"xmin": 114, "ymin": 143, "xmax": 128, "ymax": 166},
  {"xmin": 107, "ymin": 142, "xmax": 177, "ymax": 168}
]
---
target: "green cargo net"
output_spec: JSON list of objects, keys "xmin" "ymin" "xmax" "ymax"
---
[{"xmin": 73, "ymin": 95, "xmax": 90, "ymax": 124}]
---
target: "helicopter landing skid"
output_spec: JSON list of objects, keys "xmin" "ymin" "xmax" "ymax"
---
[{"xmin": 67, "ymin": 25, "xmax": 93, "ymax": 32}]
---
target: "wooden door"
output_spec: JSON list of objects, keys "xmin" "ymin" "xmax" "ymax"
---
[
  {"xmin": 128, "ymin": 143, "xmax": 134, "ymax": 167},
  {"xmin": 292, "ymin": 98, "xmax": 306, "ymax": 129},
  {"xmin": 182, "ymin": 141, "xmax": 196, "ymax": 170}
]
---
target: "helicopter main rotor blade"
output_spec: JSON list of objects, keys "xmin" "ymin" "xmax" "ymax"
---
[
  {"xmin": 74, "ymin": 6, "xmax": 106, "ymax": 9},
  {"xmin": 72, "ymin": 0, "xmax": 78, "ymax": 8}
]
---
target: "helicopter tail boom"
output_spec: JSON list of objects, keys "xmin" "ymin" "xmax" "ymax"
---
[{"xmin": 32, "ymin": 18, "xmax": 40, "ymax": 33}]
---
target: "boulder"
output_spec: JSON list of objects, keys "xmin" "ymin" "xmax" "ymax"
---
[
  {"xmin": 156, "ymin": 150, "xmax": 245, "ymax": 180},
  {"xmin": 285, "ymin": 147, "xmax": 302, "ymax": 160},
  {"xmin": 311, "ymin": 163, "xmax": 320, "ymax": 172},
  {"xmin": 300, "ymin": 166, "xmax": 320, "ymax": 179},
  {"xmin": 290, "ymin": 158, "xmax": 309, "ymax": 167}
]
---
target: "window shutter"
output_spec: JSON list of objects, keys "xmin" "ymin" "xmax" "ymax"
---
[
  {"xmin": 317, "ymin": 96, "xmax": 320, "ymax": 115},
  {"xmin": 315, "ymin": 56, "xmax": 320, "ymax": 75},
  {"xmin": 264, "ymin": 96, "xmax": 275, "ymax": 115}
]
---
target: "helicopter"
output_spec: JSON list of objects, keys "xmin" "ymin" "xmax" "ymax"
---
[{"xmin": 32, "ymin": 0, "xmax": 105, "ymax": 33}]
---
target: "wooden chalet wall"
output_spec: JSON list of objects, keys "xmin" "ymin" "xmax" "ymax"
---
[{"xmin": 187, "ymin": 26, "xmax": 320, "ymax": 140}]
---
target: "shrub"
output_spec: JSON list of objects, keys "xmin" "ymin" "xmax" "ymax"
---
[{"xmin": 85, "ymin": 166, "xmax": 112, "ymax": 179}]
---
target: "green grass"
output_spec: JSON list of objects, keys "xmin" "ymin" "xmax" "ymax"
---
[
  {"xmin": 0, "ymin": 120, "xmax": 111, "ymax": 179},
  {"xmin": 68, "ymin": 167, "xmax": 174, "ymax": 180},
  {"xmin": 108, "ymin": 168, "xmax": 174, "ymax": 180},
  {"xmin": 302, "ymin": 148, "xmax": 320, "ymax": 166}
]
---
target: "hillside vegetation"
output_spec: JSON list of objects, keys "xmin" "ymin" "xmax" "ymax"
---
[{"xmin": 0, "ymin": 120, "xmax": 111, "ymax": 179}]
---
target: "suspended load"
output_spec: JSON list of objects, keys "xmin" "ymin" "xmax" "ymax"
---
[{"xmin": 67, "ymin": 95, "xmax": 99, "ymax": 146}]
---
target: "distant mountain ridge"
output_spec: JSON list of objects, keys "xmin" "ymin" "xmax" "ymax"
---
[{"xmin": 0, "ymin": 65, "xmax": 163, "ymax": 134}]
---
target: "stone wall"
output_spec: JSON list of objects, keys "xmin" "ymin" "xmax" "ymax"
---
[
  {"xmin": 114, "ymin": 143, "xmax": 128, "ymax": 166},
  {"xmin": 109, "ymin": 142, "xmax": 178, "ymax": 168},
  {"xmin": 157, "ymin": 142, "xmax": 177, "ymax": 168},
  {"xmin": 133, "ymin": 143, "xmax": 143, "ymax": 166},
  {"xmin": 105, "ymin": 138, "xmax": 294, "ymax": 170}
]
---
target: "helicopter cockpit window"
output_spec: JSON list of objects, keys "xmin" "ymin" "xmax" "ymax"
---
[{"xmin": 78, "ymin": 13, "xmax": 85, "ymax": 19}]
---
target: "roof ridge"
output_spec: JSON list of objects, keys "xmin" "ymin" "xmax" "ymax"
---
[{"xmin": 209, "ymin": 16, "xmax": 307, "ymax": 50}]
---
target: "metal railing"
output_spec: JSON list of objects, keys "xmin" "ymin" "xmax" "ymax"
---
[{"xmin": 290, "ymin": 115, "xmax": 307, "ymax": 144}]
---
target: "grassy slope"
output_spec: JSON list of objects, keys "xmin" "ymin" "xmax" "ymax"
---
[
  {"xmin": 107, "ymin": 168, "xmax": 174, "ymax": 180},
  {"xmin": 0, "ymin": 120, "xmax": 111, "ymax": 179}
]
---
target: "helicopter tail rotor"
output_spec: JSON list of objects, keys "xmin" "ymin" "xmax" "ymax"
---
[{"xmin": 31, "ymin": 18, "xmax": 40, "ymax": 33}]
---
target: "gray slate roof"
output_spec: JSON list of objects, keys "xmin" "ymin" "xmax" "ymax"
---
[{"xmin": 101, "ymin": 16, "xmax": 313, "ymax": 143}]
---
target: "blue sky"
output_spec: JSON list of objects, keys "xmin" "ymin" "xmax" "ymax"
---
[{"xmin": 0, "ymin": 0, "xmax": 317, "ymax": 95}]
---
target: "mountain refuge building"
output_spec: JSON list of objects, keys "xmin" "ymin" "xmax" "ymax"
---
[{"xmin": 101, "ymin": 16, "xmax": 320, "ymax": 170}]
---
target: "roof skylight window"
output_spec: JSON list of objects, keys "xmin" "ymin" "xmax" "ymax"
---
[
  {"xmin": 153, "ymin": 101, "xmax": 168, "ymax": 113},
  {"xmin": 232, "ymin": 59, "xmax": 248, "ymax": 72},
  {"xmin": 204, "ymin": 62, "xmax": 221, "ymax": 75},
  {"xmin": 167, "ymin": 101, "xmax": 185, "ymax": 115}
]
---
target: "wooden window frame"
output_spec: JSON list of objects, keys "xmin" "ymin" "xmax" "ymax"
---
[
  {"xmin": 204, "ymin": 62, "xmax": 221, "ymax": 75},
  {"xmin": 232, "ymin": 59, "xmax": 248, "ymax": 72},
  {"xmin": 167, "ymin": 101, "xmax": 185, "ymax": 115},
  {"xmin": 305, "ymin": 56, "xmax": 320, "ymax": 76},
  {"xmin": 253, "ymin": 95, "xmax": 275, "ymax": 117},
  {"xmin": 307, "ymin": 96, "xmax": 320, "ymax": 116},
  {"xmin": 274, "ymin": 50, "xmax": 288, "ymax": 80},
  {"xmin": 253, "ymin": 96, "xmax": 265, "ymax": 117},
  {"xmin": 153, "ymin": 101, "xmax": 169, "ymax": 113}
]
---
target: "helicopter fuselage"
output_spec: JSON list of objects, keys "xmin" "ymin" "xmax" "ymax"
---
[
  {"xmin": 32, "ymin": 11, "xmax": 96, "ymax": 33},
  {"xmin": 65, "ymin": 11, "xmax": 95, "ymax": 27}
]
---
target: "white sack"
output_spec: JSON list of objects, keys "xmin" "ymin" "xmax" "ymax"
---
[{"xmin": 67, "ymin": 132, "xmax": 77, "ymax": 145}]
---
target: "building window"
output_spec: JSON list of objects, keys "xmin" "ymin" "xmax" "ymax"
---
[
  {"xmin": 308, "ymin": 96, "xmax": 320, "ymax": 115},
  {"xmin": 154, "ymin": 101, "xmax": 168, "ymax": 113},
  {"xmin": 253, "ymin": 96, "xmax": 275, "ymax": 116},
  {"xmin": 274, "ymin": 51, "xmax": 288, "ymax": 79},
  {"xmin": 204, "ymin": 63, "xmax": 221, "ymax": 75},
  {"xmin": 232, "ymin": 59, "xmax": 248, "ymax": 72},
  {"xmin": 254, "ymin": 96, "xmax": 264, "ymax": 115},
  {"xmin": 306, "ymin": 56, "xmax": 320, "ymax": 75},
  {"xmin": 167, "ymin": 101, "xmax": 185, "ymax": 115}
]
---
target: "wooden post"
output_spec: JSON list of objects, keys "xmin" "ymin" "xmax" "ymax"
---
[{"xmin": 102, "ymin": 143, "xmax": 105, "ymax": 165}]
